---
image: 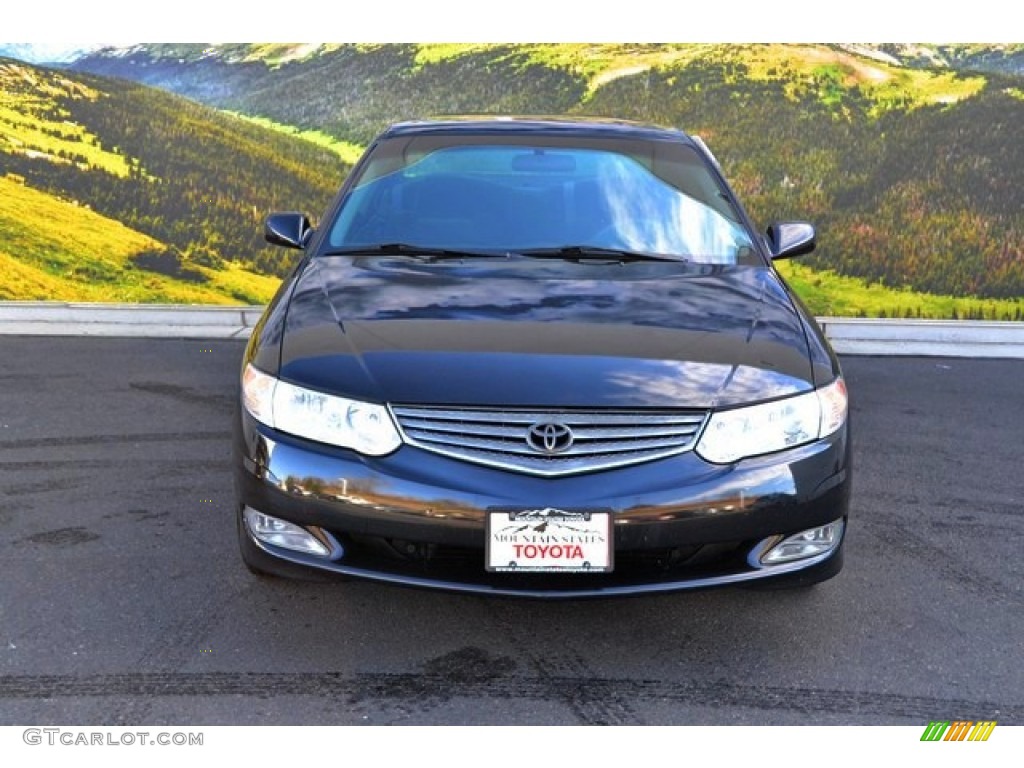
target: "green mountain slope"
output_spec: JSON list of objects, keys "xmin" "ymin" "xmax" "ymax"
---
[
  {"xmin": 581, "ymin": 46, "xmax": 1024, "ymax": 300},
  {"xmin": 0, "ymin": 57, "xmax": 344, "ymax": 295},
  {"xmin": 69, "ymin": 43, "xmax": 1024, "ymax": 309},
  {"xmin": 74, "ymin": 44, "xmax": 588, "ymax": 145},
  {"xmin": 0, "ymin": 176, "xmax": 280, "ymax": 303}
]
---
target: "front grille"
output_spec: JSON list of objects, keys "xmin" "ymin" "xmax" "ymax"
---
[{"xmin": 390, "ymin": 406, "xmax": 708, "ymax": 476}]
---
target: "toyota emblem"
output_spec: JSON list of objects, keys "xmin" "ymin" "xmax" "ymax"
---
[{"xmin": 526, "ymin": 422, "xmax": 574, "ymax": 454}]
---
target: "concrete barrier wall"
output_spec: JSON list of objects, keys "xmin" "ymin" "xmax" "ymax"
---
[{"xmin": 2, "ymin": 302, "xmax": 1023, "ymax": 358}]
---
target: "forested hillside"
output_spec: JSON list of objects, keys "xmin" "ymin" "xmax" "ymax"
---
[
  {"xmin": 74, "ymin": 44, "xmax": 588, "ymax": 144},
  {"xmin": 0, "ymin": 175, "xmax": 281, "ymax": 303},
  {"xmin": 0, "ymin": 57, "xmax": 343, "ymax": 295},
  {"xmin": 582, "ymin": 50, "xmax": 1024, "ymax": 300},
  {"xmin": 70, "ymin": 43, "xmax": 1024, "ymax": 309}
]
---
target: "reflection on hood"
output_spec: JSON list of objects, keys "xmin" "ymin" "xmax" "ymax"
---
[{"xmin": 278, "ymin": 256, "xmax": 814, "ymax": 409}]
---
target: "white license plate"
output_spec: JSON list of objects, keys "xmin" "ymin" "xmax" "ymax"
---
[{"xmin": 486, "ymin": 507, "xmax": 613, "ymax": 573}]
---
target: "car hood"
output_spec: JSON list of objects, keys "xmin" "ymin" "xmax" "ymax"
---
[{"xmin": 277, "ymin": 256, "xmax": 815, "ymax": 409}]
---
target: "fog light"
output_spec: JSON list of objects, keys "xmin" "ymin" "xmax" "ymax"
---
[
  {"xmin": 760, "ymin": 519, "xmax": 844, "ymax": 565},
  {"xmin": 243, "ymin": 507, "xmax": 330, "ymax": 557}
]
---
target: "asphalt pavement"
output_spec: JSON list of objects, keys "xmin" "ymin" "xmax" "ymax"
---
[{"xmin": 0, "ymin": 337, "xmax": 1021, "ymax": 725}]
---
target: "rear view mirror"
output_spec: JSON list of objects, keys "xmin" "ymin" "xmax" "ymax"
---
[
  {"xmin": 265, "ymin": 212, "xmax": 314, "ymax": 250},
  {"xmin": 510, "ymin": 151, "xmax": 577, "ymax": 173},
  {"xmin": 765, "ymin": 221, "xmax": 815, "ymax": 260}
]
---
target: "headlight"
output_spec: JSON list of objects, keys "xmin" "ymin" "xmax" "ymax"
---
[
  {"xmin": 241, "ymin": 364, "xmax": 401, "ymax": 456},
  {"xmin": 696, "ymin": 377, "xmax": 847, "ymax": 464}
]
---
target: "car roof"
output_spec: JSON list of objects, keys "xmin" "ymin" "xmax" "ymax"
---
[{"xmin": 381, "ymin": 116, "xmax": 694, "ymax": 144}]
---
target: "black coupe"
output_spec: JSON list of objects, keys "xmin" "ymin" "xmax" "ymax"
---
[{"xmin": 234, "ymin": 117, "xmax": 851, "ymax": 597}]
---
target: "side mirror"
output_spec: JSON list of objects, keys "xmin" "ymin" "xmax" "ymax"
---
[
  {"xmin": 765, "ymin": 221, "xmax": 815, "ymax": 260},
  {"xmin": 265, "ymin": 212, "xmax": 314, "ymax": 250}
]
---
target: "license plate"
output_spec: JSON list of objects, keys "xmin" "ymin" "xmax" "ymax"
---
[{"xmin": 486, "ymin": 507, "xmax": 613, "ymax": 573}]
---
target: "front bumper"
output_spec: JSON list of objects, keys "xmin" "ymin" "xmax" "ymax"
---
[{"xmin": 234, "ymin": 409, "xmax": 851, "ymax": 597}]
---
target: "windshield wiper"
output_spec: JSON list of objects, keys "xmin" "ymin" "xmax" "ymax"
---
[
  {"xmin": 319, "ymin": 243, "xmax": 505, "ymax": 261},
  {"xmin": 515, "ymin": 246, "xmax": 686, "ymax": 263}
]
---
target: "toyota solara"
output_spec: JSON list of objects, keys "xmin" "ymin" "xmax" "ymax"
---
[{"xmin": 233, "ymin": 116, "xmax": 851, "ymax": 598}]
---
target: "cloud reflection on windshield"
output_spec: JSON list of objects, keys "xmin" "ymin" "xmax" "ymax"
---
[{"xmin": 599, "ymin": 154, "xmax": 746, "ymax": 262}]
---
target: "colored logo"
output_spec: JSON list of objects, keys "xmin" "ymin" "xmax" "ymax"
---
[{"xmin": 920, "ymin": 721, "xmax": 997, "ymax": 742}]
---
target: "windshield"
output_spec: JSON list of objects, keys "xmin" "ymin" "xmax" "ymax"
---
[{"xmin": 325, "ymin": 134, "xmax": 757, "ymax": 264}]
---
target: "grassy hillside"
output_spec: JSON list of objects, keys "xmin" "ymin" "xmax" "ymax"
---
[
  {"xmin": 0, "ymin": 176, "xmax": 279, "ymax": 303},
  {"xmin": 18, "ymin": 43, "xmax": 1024, "ymax": 314},
  {"xmin": 776, "ymin": 261, "xmax": 1023, "ymax": 321},
  {"xmin": 70, "ymin": 43, "xmax": 1024, "ymax": 312},
  {"xmin": 0, "ymin": 57, "xmax": 343, "ymax": 296},
  {"xmin": 580, "ymin": 46, "xmax": 1024, "ymax": 301},
  {"xmin": 71, "ymin": 43, "xmax": 1005, "ymax": 126},
  {"xmin": 74, "ymin": 44, "xmax": 588, "ymax": 145}
]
